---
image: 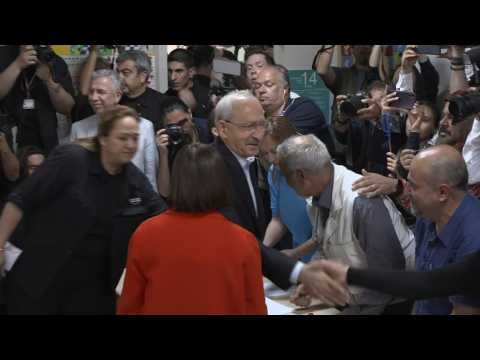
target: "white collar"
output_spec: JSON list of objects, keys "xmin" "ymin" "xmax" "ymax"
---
[{"xmin": 227, "ymin": 145, "xmax": 255, "ymax": 170}]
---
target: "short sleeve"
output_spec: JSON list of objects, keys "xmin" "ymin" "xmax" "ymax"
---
[{"xmin": 267, "ymin": 166, "xmax": 279, "ymax": 217}]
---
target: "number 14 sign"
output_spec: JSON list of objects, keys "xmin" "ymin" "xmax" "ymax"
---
[{"xmin": 289, "ymin": 70, "xmax": 333, "ymax": 124}]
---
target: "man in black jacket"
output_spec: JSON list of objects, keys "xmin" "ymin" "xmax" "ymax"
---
[
  {"xmin": 116, "ymin": 50, "xmax": 167, "ymax": 131},
  {"xmin": 213, "ymin": 90, "xmax": 347, "ymax": 304}
]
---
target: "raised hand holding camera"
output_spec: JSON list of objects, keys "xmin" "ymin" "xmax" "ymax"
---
[
  {"xmin": 401, "ymin": 47, "xmax": 419, "ymax": 73},
  {"xmin": 15, "ymin": 45, "xmax": 38, "ymax": 70}
]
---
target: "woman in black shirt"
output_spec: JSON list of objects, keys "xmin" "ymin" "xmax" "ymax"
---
[{"xmin": 0, "ymin": 105, "xmax": 167, "ymax": 314}]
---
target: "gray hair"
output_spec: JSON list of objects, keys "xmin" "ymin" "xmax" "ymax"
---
[
  {"xmin": 277, "ymin": 134, "xmax": 331, "ymax": 174},
  {"xmin": 116, "ymin": 50, "xmax": 152, "ymax": 75},
  {"xmin": 214, "ymin": 90, "xmax": 257, "ymax": 123},
  {"xmin": 91, "ymin": 69, "xmax": 122, "ymax": 92}
]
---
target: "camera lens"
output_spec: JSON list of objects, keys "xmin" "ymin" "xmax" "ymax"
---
[
  {"xmin": 449, "ymin": 92, "xmax": 480, "ymax": 124},
  {"xmin": 339, "ymin": 94, "xmax": 367, "ymax": 118}
]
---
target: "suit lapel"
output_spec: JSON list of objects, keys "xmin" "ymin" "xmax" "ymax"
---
[{"xmin": 215, "ymin": 139, "xmax": 261, "ymax": 236}]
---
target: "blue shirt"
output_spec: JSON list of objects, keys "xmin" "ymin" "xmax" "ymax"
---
[
  {"xmin": 268, "ymin": 166, "xmax": 313, "ymax": 262},
  {"xmin": 415, "ymin": 193, "xmax": 480, "ymax": 314}
]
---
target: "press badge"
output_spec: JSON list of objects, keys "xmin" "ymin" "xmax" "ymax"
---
[{"xmin": 23, "ymin": 99, "xmax": 35, "ymax": 110}]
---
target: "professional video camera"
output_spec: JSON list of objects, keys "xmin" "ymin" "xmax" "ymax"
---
[
  {"xmin": 33, "ymin": 45, "xmax": 55, "ymax": 63},
  {"xmin": 339, "ymin": 92, "xmax": 368, "ymax": 118},
  {"xmin": 448, "ymin": 91, "xmax": 480, "ymax": 124}
]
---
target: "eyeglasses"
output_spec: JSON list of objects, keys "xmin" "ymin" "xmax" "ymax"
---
[{"xmin": 224, "ymin": 120, "xmax": 267, "ymax": 132}]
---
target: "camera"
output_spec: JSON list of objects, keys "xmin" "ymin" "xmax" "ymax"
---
[
  {"xmin": 165, "ymin": 124, "xmax": 189, "ymax": 168},
  {"xmin": 339, "ymin": 92, "xmax": 368, "ymax": 118},
  {"xmin": 165, "ymin": 124, "xmax": 185, "ymax": 146},
  {"xmin": 33, "ymin": 45, "xmax": 55, "ymax": 63},
  {"xmin": 448, "ymin": 91, "xmax": 480, "ymax": 124}
]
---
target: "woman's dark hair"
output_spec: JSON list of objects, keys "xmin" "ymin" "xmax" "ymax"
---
[
  {"xmin": 17, "ymin": 145, "xmax": 46, "ymax": 180},
  {"xmin": 170, "ymin": 143, "xmax": 233, "ymax": 213},
  {"xmin": 416, "ymin": 100, "xmax": 440, "ymax": 127},
  {"xmin": 76, "ymin": 105, "xmax": 140, "ymax": 152},
  {"xmin": 159, "ymin": 96, "xmax": 190, "ymax": 121}
]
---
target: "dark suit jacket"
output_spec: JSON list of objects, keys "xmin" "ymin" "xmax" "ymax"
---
[{"xmin": 215, "ymin": 139, "xmax": 296, "ymax": 289}]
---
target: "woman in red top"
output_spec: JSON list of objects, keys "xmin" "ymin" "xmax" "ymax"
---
[{"xmin": 117, "ymin": 143, "xmax": 267, "ymax": 315}]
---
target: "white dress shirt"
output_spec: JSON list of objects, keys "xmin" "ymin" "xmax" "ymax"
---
[
  {"xmin": 230, "ymin": 149, "xmax": 258, "ymax": 216},
  {"xmin": 70, "ymin": 114, "xmax": 159, "ymax": 191},
  {"xmin": 396, "ymin": 71, "xmax": 414, "ymax": 93}
]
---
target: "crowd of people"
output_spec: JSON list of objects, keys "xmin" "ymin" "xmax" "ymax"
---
[{"xmin": 0, "ymin": 44, "xmax": 480, "ymax": 315}]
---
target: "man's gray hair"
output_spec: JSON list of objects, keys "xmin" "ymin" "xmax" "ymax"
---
[
  {"xmin": 91, "ymin": 69, "xmax": 122, "ymax": 92},
  {"xmin": 214, "ymin": 90, "xmax": 257, "ymax": 123},
  {"xmin": 277, "ymin": 134, "xmax": 331, "ymax": 174},
  {"xmin": 116, "ymin": 50, "xmax": 152, "ymax": 75}
]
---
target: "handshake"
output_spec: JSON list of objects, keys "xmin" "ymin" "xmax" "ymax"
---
[{"xmin": 292, "ymin": 260, "xmax": 351, "ymax": 308}]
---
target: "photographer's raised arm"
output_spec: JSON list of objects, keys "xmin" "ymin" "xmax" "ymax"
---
[
  {"xmin": 0, "ymin": 133, "xmax": 19, "ymax": 181},
  {"xmin": 156, "ymin": 129, "xmax": 171, "ymax": 198},
  {"xmin": 36, "ymin": 63, "xmax": 75, "ymax": 116},
  {"xmin": 313, "ymin": 45, "xmax": 337, "ymax": 88},
  {"xmin": 0, "ymin": 46, "xmax": 37, "ymax": 100},
  {"xmin": 449, "ymin": 46, "xmax": 469, "ymax": 94},
  {"xmin": 79, "ymin": 45, "xmax": 99, "ymax": 96},
  {"xmin": 0, "ymin": 202, "xmax": 24, "ymax": 271}
]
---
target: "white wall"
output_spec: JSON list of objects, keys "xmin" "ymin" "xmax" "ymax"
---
[{"xmin": 152, "ymin": 45, "xmax": 169, "ymax": 93}]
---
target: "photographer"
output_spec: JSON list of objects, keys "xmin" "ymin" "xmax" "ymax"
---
[
  {"xmin": 155, "ymin": 97, "xmax": 201, "ymax": 198},
  {"xmin": 392, "ymin": 45, "xmax": 439, "ymax": 104},
  {"xmin": 334, "ymin": 81, "xmax": 408, "ymax": 175},
  {"xmin": 313, "ymin": 45, "xmax": 380, "ymax": 99},
  {"xmin": 0, "ymin": 45, "xmax": 75, "ymax": 153}
]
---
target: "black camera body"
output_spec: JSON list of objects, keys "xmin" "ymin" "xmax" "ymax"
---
[
  {"xmin": 33, "ymin": 45, "xmax": 55, "ymax": 63},
  {"xmin": 165, "ymin": 124, "xmax": 189, "ymax": 168},
  {"xmin": 448, "ymin": 91, "xmax": 480, "ymax": 124},
  {"xmin": 339, "ymin": 92, "xmax": 368, "ymax": 118},
  {"xmin": 165, "ymin": 124, "xmax": 185, "ymax": 146}
]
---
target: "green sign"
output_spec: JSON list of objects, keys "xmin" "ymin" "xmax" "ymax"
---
[{"xmin": 289, "ymin": 70, "xmax": 332, "ymax": 124}]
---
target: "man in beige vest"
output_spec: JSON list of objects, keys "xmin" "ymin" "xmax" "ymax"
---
[{"xmin": 277, "ymin": 134, "xmax": 415, "ymax": 314}]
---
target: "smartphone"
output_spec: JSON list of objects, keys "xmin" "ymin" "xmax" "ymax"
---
[
  {"xmin": 390, "ymin": 90, "xmax": 416, "ymax": 110},
  {"xmin": 414, "ymin": 45, "xmax": 442, "ymax": 55}
]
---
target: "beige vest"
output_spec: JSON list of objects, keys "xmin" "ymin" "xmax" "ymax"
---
[{"xmin": 307, "ymin": 163, "xmax": 416, "ymax": 308}]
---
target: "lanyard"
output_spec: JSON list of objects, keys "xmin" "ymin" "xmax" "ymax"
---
[{"xmin": 22, "ymin": 72, "xmax": 37, "ymax": 98}]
